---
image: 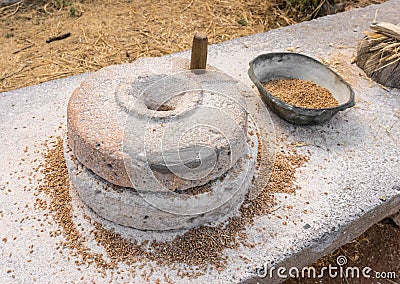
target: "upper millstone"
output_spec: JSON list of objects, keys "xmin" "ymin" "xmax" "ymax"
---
[{"xmin": 67, "ymin": 57, "xmax": 249, "ymax": 191}]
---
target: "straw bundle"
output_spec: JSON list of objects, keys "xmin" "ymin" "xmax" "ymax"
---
[{"xmin": 355, "ymin": 22, "xmax": 400, "ymax": 88}]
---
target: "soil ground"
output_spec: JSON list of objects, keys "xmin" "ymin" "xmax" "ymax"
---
[
  {"xmin": 1, "ymin": 0, "xmax": 398, "ymax": 283},
  {"xmin": 0, "ymin": 0, "xmax": 383, "ymax": 92},
  {"xmin": 284, "ymin": 218, "xmax": 400, "ymax": 283}
]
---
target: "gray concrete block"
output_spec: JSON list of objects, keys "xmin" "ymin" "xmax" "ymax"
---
[{"xmin": 0, "ymin": 1, "xmax": 399, "ymax": 283}]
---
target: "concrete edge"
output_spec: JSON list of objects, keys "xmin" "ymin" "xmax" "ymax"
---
[{"xmin": 243, "ymin": 194, "xmax": 400, "ymax": 283}]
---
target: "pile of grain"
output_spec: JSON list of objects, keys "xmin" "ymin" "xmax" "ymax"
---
[
  {"xmin": 37, "ymin": 137, "xmax": 109, "ymax": 268},
  {"xmin": 263, "ymin": 78, "xmax": 339, "ymax": 109},
  {"xmin": 36, "ymin": 136, "xmax": 308, "ymax": 276}
]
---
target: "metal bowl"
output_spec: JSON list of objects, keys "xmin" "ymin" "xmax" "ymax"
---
[{"xmin": 248, "ymin": 52, "xmax": 355, "ymax": 124}]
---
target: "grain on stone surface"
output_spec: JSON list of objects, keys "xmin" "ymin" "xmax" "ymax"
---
[
  {"xmin": 263, "ymin": 78, "xmax": 339, "ymax": 109},
  {"xmin": 37, "ymin": 137, "xmax": 110, "ymax": 269},
  {"xmin": 36, "ymin": 136, "xmax": 308, "ymax": 278}
]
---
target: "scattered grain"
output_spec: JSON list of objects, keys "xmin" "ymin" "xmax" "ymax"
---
[{"xmin": 36, "ymin": 136, "xmax": 308, "ymax": 278}]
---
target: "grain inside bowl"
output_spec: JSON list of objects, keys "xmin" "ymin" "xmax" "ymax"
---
[{"xmin": 262, "ymin": 78, "xmax": 339, "ymax": 109}]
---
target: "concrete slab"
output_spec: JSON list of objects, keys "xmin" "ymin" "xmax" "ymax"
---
[{"xmin": 1, "ymin": 1, "xmax": 399, "ymax": 283}]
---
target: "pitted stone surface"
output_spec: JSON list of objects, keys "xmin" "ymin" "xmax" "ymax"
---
[
  {"xmin": 67, "ymin": 57, "xmax": 189, "ymax": 189},
  {"xmin": 120, "ymin": 71, "xmax": 250, "ymax": 192},
  {"xmin": 67, "ymin": 58, "xmax": 249, "ymax": 191}
]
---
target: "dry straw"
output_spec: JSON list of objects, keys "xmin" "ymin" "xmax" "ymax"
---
[
  {"xmin": 0, "ymin": 0, "xmax": 382, "ymax": 92},
  {"xmin": 356, "ymin": 21, "xmax": 400, "ymax": 88}
]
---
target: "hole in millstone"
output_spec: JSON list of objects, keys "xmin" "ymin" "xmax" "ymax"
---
[
  {"xmin": 144, "ymin": 94, "xmax": 181, "ymax": 112},
  {"xmin": 107, "ymin": 163, "xmax": 113, "ymax": 170},
  {"xmin": 154, "ymin": 105, "xmax": 175, "ymax": 111},
  {"xmin": 144, "ymin": 97, "xmax": 177, "ymax": 111},
  {"xmin": 144, "ymin": 215, "xmax": 149, "ymax": 219},
  {"xmin": 144, "ymin": 91, "xmax": 200, "ymax": 112}
]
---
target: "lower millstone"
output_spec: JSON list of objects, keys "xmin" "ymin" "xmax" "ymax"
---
[{"xmin": 64, "ymin": 118, "xmax": 258, "ymax": 231}]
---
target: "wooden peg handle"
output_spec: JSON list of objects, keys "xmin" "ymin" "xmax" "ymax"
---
[{"xmin": 190, "ymin": 33, "xmax": 208, "ymax": 70}]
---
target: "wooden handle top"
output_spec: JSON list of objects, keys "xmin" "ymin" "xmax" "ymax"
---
[{"xmin": 190, "ymin": 33, "xmax": 208, "ymax": 70}]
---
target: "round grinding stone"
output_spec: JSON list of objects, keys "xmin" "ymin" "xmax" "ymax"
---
[
  {"xmin": 66, "ymin": 56, "xmax": 277, "ymax": 230},
  {"xmin": 64, "ymin": 118, "xmax": 259, "ymax": 231},
  {"xmin": 67, "ymin": 57, "xmax": 249, "ymax": 191}
]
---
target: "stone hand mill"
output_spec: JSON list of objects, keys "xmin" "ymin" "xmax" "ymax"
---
[{"xmin": 65, "ymin": 33, "xmax": 274, "ymax": 231}]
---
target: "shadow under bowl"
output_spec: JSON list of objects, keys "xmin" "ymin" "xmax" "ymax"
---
[{"xmin": 248, "ymin": 52, "xmax": 355, "ymax": 125}]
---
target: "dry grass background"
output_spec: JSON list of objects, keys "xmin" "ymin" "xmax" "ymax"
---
[{"xmin": 0, "ymin": 0, "xmax": 382, "ymax": 92}]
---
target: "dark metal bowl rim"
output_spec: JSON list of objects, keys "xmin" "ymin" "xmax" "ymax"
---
[{"xmin": 248, "ymin": 52, "xmax": 356, "ymax": 113}]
